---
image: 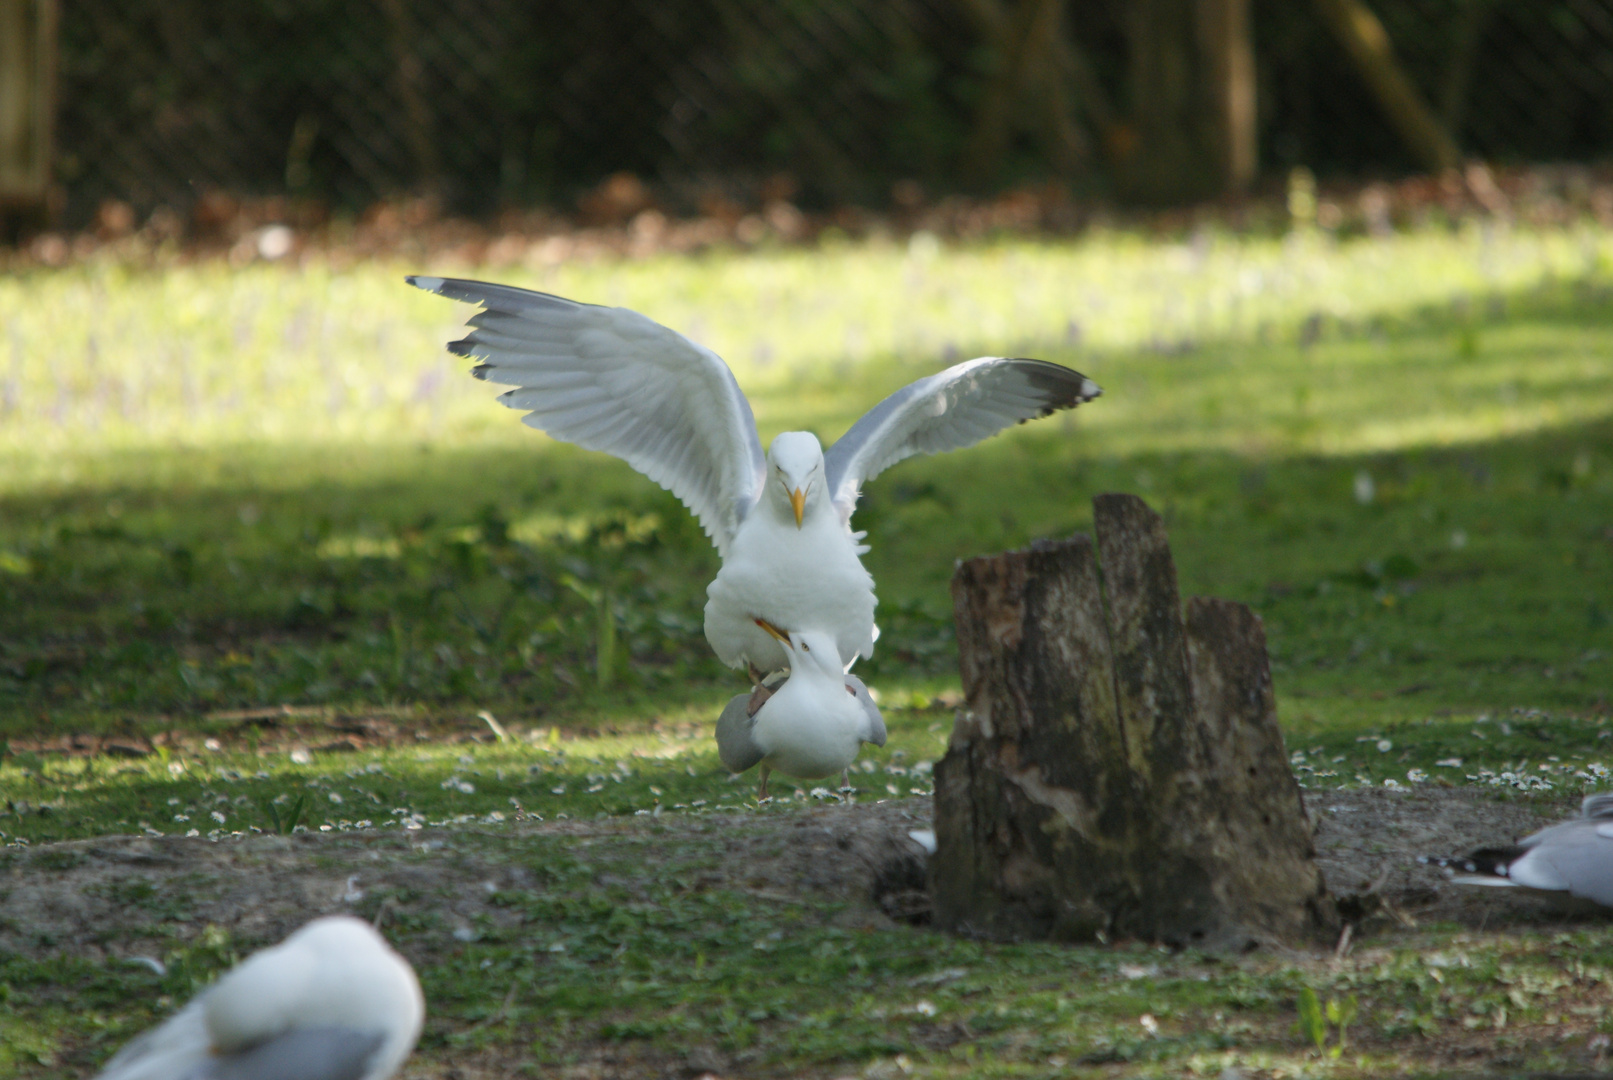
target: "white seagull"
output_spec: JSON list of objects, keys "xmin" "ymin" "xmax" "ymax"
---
[
  {"xmin": 715, "ymin": 620, "xmax": 887, "ymax": 798},
  {"xmin": 407, "ymin": 276, "xmax": 1101, "ymax": 679},
  {"xmin": 1432, "ymin": 793, "xmax": 1613, "ymax": 909},
  {"xmin": 95, "ymin": 915, "xmax": 423, "ymax": 1080}
]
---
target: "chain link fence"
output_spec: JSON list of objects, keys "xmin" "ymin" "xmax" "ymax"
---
[{"xmin": 46, "ymin": 0, "xmax": 1613, "ymax": 225}]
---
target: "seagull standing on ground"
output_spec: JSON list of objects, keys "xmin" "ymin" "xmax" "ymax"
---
[
  {"xmin": 407, "ymin": 276, "xmax": 1101, "ymax": 684},
  {"xmin": 95, "ymin": 915, "xmax": 423, "ymax": 1080},
  {"xmin": 715, "ymin": 620, "xmax": 887, "ymax": 798},
  {"xmin": 1431, "ymin": 793, "xmax": 1613, "ymax": 909}
]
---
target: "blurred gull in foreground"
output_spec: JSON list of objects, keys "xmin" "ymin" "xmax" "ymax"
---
[
  {"xmin": 1428, "ymin": 793, "xmax": 1613, "ymax": 910},
  {"xmin": 716, "ymin": 620, "xmax": 886, "ymax": 798},
  {"xmin": 407, "ymin": 276, "xmax": 1101, "ymax": 690},
  {"xmin": 96, "ymin": 915, "xmax": 422, "ymax": 1080}
]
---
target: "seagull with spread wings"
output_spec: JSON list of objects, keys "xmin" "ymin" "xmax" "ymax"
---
[
  {"xmin": 94, "ymin": 915, "xmax": 422, "ymax": 1080},
  {"xmin": 408, "ymin": 276, "xmax": 1101, "ymax": 685}
]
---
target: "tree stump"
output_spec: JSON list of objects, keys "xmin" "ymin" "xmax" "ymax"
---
[{"xmin": 931, "ymin": 493, "xmax": 1335, "ymax": 950}]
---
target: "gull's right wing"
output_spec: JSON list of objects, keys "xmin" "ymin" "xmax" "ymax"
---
[{"xmin": 409, "ymin": 276, "xmax": 767, "ymax": 557}]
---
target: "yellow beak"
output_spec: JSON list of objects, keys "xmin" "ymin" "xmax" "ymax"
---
[
  {"xmin": 789, "ymin": 487, "xmax": 806, "ymax": 527},
  {"xmin": 754, "ymin": 617, "xmax": 790, "ymax": 644}
]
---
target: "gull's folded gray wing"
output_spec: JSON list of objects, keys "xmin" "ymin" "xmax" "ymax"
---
[
  {"xmin": 844, "ymin": 674, "xmax": 886, "ymax": 746},
  {"xmin": 408, "ymin": 276, "xmax": 766, "ymax": 556},
  {"xmin": 822, "ymin": 357, "xmax": 1100, "ymax": 524},
  {"xmin": 716, "ymin": 695, "xmax": 765, "ymax": 773},
  {"xmin": 1515, "ymin": 820, "xmax": 1613, "ymax": 907},
  {"xmin": 196, "ymin": 1027, "xmax": 384, "ymax": 1080}
]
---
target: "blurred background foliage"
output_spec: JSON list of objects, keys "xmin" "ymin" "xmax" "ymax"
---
[{"xmin": 32, "ymin": 0, "xmax": 1613, "ymax": 226}]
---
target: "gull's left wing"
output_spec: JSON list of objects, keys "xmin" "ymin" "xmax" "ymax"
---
[
  {"xmin": 822, "ymin": 357, "xmax": 1100, "ymax": 525},
  {"xmin": 715, "ymin": 695, "xmax": 765, "ymax": 773},
  {"xmin": 845, "ymin": 673, "xmax": 886, "ymax": 747}
]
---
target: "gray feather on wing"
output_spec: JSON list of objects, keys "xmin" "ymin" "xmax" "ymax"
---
[
  {"xmin": 844, "ymin": 674, "xmax": 886, "ymax": 746},
  {"xmin": 822, "ymin": 357, "xmax": 1100, "ymax": 523},
  {"xmin": 406, "ymin": 276, "xmax": 766, "ymax": 557},
  {"xmin": 196, "ymin": 1027, "xmax": 383, "ymax": 1080},
  {"xmin": 715, "ymin": 695, "xmax": 765, "ymax": 773}
]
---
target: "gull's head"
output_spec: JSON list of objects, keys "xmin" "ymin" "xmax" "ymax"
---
[
  {"xmin": 756, "ymin": 619, "xmax": 841, "ymax": 679},
  {"xmin": 765, "ymin": 431, "xmax": 824, "ymax": 527}
]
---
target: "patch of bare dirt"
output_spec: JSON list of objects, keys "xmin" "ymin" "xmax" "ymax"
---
[
  {"xmin": 1308, "ymin": 785, "xmax": 1587, "ymax": 929},
  {"xmin": 0, "ymin": 786, "xmax": 1595, "ymax": 968},
  {"xmin": 0, "ymin": 799, "xmax": 934, "ymax": 963}
]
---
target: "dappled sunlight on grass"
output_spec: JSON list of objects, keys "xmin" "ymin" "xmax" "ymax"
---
[
  {"xmin": 2, "ymin": 223, "xmax": 1610, "ymax": 465},
  {"xmin": 0, "ymin": 693, "xmax": 952, "ymax": 844}
]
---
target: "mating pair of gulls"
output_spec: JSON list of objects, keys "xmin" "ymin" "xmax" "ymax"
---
[{"xmin": 407, "ymin": 276, "xmax": 1102, "ymax": 793}]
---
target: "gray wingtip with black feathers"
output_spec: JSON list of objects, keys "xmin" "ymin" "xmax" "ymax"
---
[{"xmin": 1007, "ymin": 357, "xmax": 1102, "ymax": 412}]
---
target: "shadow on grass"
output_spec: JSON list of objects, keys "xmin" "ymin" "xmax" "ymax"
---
[{"xmin": 1, "ymin": 278, "xmax": 1610, "ymax": 739}]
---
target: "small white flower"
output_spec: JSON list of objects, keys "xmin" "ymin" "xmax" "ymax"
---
[
  {"xmin": 1407, "ymin": 769, "xmax": 1428, "ymax": 783},
  {"xmin": 1377, "ymin": 738, "xmax": 1392, "ymax": 753},
  {"xmin": 1353, "ymin": 471, "xmax": 1375, "ymax": 504}
]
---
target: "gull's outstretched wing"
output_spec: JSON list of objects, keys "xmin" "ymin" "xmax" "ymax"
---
[
  {"xmin": 823, "ymin": 357, "xmax": 1101, "ymax": 524},
  {"xmin": 409, "ymin": 277, "xmax": 767, "ymax": 557}
]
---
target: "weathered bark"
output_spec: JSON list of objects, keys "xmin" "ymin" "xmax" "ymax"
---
[{"xmin": 933, "ymin": 494, "xmax": 1335, "ymax": 949}]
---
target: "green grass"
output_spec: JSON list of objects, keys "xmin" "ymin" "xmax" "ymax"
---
[
  {"xmin": 7, "ymin": 824, "xmax": 1613, "ymax": 1079},
  {"xmin": 2, "ymin": 220, "xmax": 1613, "ymax": 1077}
]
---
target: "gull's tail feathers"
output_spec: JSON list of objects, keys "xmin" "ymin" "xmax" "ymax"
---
[{"xmin": 1420, "ymin": 846, "xmax": 1530, "ymax": 888}]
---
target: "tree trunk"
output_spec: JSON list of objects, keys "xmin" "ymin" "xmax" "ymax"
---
[
  {"xmin": 1114, "ymin": 0, "xmax": 1256, "ymax": 202},
  {"xmin": 1312, "ymin": 0, "xmax": 1461, "ymax": 173},
  {"xmin": 1201, "ymin": 0, "xmax": 1256, "ymax": 192},
  {"xmin": 0, "ymin": 0, "xmax": 56, "ymax": 207},
  {"xmin": 932, "ymin": 493, "xmax": 1335, "ymax": 950}
]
